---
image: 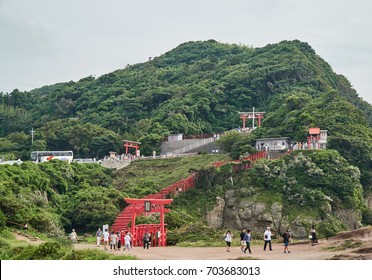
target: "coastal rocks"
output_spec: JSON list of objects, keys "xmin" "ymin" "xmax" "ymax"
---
[
  {"xmin": 216, "ymin": 198, "xmax": 313, "ymax": 237},
  {"xmin": 366, "ymin": 195, "xmax": 372, "ymax": 210},
  {"xmin": 206, "ymin": 190, "xmax": 364, "ymax": 238},
  {"xmin": 334, "ymin": 209, "xmax": 362, "ymax": 229},
  {"xmin": 205, "ymin": 196, "xmax": 225, "ymax": 228}
]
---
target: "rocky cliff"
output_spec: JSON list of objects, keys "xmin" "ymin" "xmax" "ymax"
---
[{"xmin": 206, "ymin": 189, "xmax": 363, "ymax": 238}]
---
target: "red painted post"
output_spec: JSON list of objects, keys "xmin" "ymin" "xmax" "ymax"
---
[
  {"xmin": 257, "ymin": 114, "xmax": 264, "ymax": 127},
  {"xmin": 160, "ymin": 204, "xmax": 165, "ymax": 246},
  {"xmin": 131, "ymin": 209, "xmax": 136, "ymax": 245}
]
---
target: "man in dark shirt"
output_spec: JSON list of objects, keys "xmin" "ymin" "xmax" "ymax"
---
[
  {"xmin": 240, "ymin": 229, "xmax": 246, "ymax": 252},
  {"xmin": 282, "ymin": 229, "xmax": 291, "ymax": 253}
]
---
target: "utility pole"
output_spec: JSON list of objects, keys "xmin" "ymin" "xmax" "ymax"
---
[
  {"xmin": 30, "ymin": 128, "xmax": 35, "ymax": 145},
  {"xmin": 252, "ymin": 106, "xmax": 255, "ymax": 130}
]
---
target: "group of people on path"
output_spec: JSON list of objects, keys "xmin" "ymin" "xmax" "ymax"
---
[
  {"xmin": 239, "ymin": 229, "xmax": 252, "ymax": 254},
  {"xmin": 225, "ymin": 226, "xmax": 318, "ymax": 254},
  {"xmin": 95, "ymin": 228, "xmax": 133, "ymax": 254},
  {"xmin": 72, "ymin": 225, "xmax": 319, "ymax": 254},
  {"xmin": 93, "ymin": 228, "xmax": 156, "ymax": 253}
]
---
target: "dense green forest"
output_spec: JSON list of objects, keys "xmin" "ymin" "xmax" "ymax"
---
[
  {"xmin": 0, "ymin": 161, "xmax": 120, "ymax": 234},
  {"xmin": 1, "ymin": 150, "xmax": 370, "ymax": 251},
  {"xmin": 1, "ymin": 40, "xmax": 371, "ymax": 159},
  {"xmin": 0, "ymin": 155, "xmax": 224, "ymax": 236}
]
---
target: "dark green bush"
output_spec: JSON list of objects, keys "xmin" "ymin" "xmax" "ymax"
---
[
  {"xmin": 318, "ymin": 218, "xmax": 347, "ymax": 239},
  {"xmin": 0, "ymin": 210, "xmax": 7, "ymax": 229},
  {"xmin": 362, "ymin": 208, "xmax": 372, "ymax": 225},
  {"xmin": 63, "ymin": 249, "xmax": 136, "ymax": 260},
  {"xmin": 13, "ymin": 242, "xmax": 65, "ymax": 260}
]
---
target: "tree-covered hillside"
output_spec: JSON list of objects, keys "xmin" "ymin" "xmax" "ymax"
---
[
  {"xmin": 0, "ymin": 155, "xmax": 226, "ymax": 235},
  {"xmin": 0, "ymin": 161, "xmax": 121, "ymax": 234},
  {"xmin": 1, "ymin": 39, "xmax": 371, "ymax": 189}
]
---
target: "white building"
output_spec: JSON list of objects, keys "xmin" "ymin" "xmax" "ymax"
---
[
  {"xmin": 256, "ymin": 137, "xmax": 290, "ymax": 151},
  {"xmin": 167, "ymin": 134, "xmax": 183, "ymax": 142}
]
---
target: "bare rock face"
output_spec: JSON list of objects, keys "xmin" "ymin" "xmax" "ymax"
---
[
  {"xmin": 366, "ymin": 195, "xmax": 372, "ymax": 209},
  {"xmin": 205, "ymin": 196, "xmax": 225, "ymax": 228},
  {"xmin": 335, "ymin": 209, "xmax": 363, "ymax": 229},
  {"xmin": 222, "ymin": 190, "xmax": 239, "ymax": 228},
  {"xmin": 206, "ymin": 190, "xmax": 364, "ymax": 238},
  {"xmin": 237, "ymin": 200, "xmax": 271, "ymax": 232},
  {"xmin": 289, "ymin": 216, "xmax": 314, "ymax": 238}
]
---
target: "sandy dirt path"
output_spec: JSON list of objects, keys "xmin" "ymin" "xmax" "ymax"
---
[{"xmin": 74, "ymin": 238, "xmax": 367, "ymax": 260}]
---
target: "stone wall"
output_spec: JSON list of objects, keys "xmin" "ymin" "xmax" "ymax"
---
[{"xmin": 100, "ymin": 160, "xmax": 130, "ymax": 170}]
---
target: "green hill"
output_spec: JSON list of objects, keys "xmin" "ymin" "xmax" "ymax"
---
[
  {"xmin": 2, "ymin": 39, "xmax": 370, "ymax": 189},
  {"xmin": 0, "ymin": 154, "xmax": 227, "ymax": 235},
  {"xmin": 0, "ymin": 40, "xmax": 371, "ymax": 251}
]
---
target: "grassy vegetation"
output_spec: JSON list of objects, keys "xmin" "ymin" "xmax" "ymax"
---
[
  {"xmin": 324, "ymin": 239, "xmax": 364, "ymax": 252},
  {"xmin": 112, "ymin": 154, "xmax": 229, "ymax": 195},
  {"xmin": 0, "ymin": 229, "xmax": 137, "ymax": 260}
]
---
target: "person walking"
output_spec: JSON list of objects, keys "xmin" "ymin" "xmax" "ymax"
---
[
  {"xmin": 263, "ymin": 227, "xmax": 273, "ymax": 251},
  {"xmin": 311, "ymin": 226, "xmax": 318, "ymax": 246},
  {"xmin": 243, "ymin": 229, "xmax": 252, "ymax": 254},
  {"xmin": 282, "ymin": 229, "xmax": 291, "ymax": 253},
  {"xmin": 224, "ymin": 230, "xmax": 232, "ymax": 252},
  {"xmin": 123, "ymin": 232, "xmax": 132, "ymax": 254},
  {"xmin": 116, "ymin": 232, "xmax": 121, "ymax": 251},
  {"xmin": 143, "ymin": 230, "xmax": 150, "ymax": 249},
  {"xmin": 96, "ymin": 228, "xmax": 102, "ymax": 247},
  {"xmin": 103, "ymin": 229, "xmax": 110, "ymax": 251},
  {"xmin": 110, "ymin": 231, "xmax": 117, "ymax": 251},
  {"xmin": 70, "ymin": 229, "xmax": 77, "ymax": 243},
  {"xmin": 240, "ymin": 229, "xmax": 246, "ymax": 252},
  {"xmin": 128, "ymin": 231, "xmax": 133, "ymax": 248}
]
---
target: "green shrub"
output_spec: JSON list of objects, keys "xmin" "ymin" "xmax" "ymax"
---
[
  {"xmin": 318, "ymin": 218, "xmax": 347, "ymax": 239},
  {"xmin": 0, "ymin": 210, "xmax": 7, "ymax": 229},
  {"xmin": 362, "ymin": 208, "xmax": 372, "ymax": 225},
  {"xmin": 8, "ymin": 241, "xmax": 68, "ymax": 260},
  {"xmin": 63, "ymin": 249, "xmax": 137, "ymax": 260},
  {"xmin": 167, "ymin": 222, "xmax": 222, "ymax": 245}
]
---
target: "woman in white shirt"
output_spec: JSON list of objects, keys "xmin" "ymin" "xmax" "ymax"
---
[
  {"xmin": 225, "ymin": 230, "xmax": 233, "ymax": 252},
  {"xmin": 123, "ymin": 232, "xmax": 132, "ymax": 254},
  {"xmin": 263, "ymin": 227, "xmax": 273, "ymax": 251}
]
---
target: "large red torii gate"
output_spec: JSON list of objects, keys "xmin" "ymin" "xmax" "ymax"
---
[
  {"xmin": 123, "ymin": 140, "xmax": 141, "ymax": 156},
  {"xmin": 124, "ymin": 198, "xmax": 173, "ymax": 247}
]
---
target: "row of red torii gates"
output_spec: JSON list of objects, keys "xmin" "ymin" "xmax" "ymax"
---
[
  {"xmin": 122, "ymin": 198, "xmax": 173, "ymax": 247},
  {"xmin": 112, "ymin": 151, "xmax": 269, "ymax": 247},
  {"xmin": 113, "ymin": 109, "xmax": 268, "ymax": 246},
  {"xmin": 112, "ymin": 174, "xmax": 196, "ymax": 247},
  {"xmin": 113, "ymin": 110, "xmax": 323, "ymax": 247}
]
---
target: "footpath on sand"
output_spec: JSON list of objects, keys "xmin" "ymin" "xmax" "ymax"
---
[{"xmin": 74, "ymin": 232, "xmax": 372, "ymax": 260}]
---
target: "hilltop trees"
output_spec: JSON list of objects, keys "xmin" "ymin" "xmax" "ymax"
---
[{"xmin": 0, "ymin": 39, "xmax": 371, "ymax": 193}]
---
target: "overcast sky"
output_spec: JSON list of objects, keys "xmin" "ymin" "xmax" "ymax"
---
[{"xmin": 0, "ymin": 0, "xmax": 371, "ymax": 104}]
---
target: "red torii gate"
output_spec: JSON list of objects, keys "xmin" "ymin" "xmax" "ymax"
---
[
  {"xmin": 239, "ymin": 108, "xmax": 265, "ymax": 130},
  {"xmin": 125, "ymin": 198, "xmax": 173, "ymax": 247},
  {"xmin": 123, "ymin": 140, "xmax": 141, "ymax": 156}
]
